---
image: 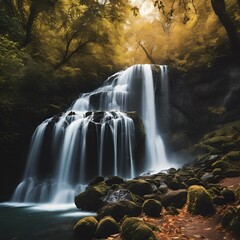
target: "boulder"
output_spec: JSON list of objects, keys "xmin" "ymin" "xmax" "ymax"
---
[
  {"xmin": 161, "ymin": 189, "xmax": 188, "ymax": 208},
  {"xmin": 121, "ymin": 217, "xmax": 157, "ymax": 240},
  {"xmin": 142, "ymin": 199, "xmax": 163, "ymax": 217},
  {"xmin": 126, "ymin": 179, "xmax": 154, "ymax": 196},
  {"xmin": 102, "ymin": 189, "xmax": 143, "ymax": 205},
  {"xmin": 75, "ymin": 182, "xmax": 109, "ymax": 211},
  {"xmin": 95, "ymin": 216, "xmax": 120, "ymax": 239},
  {"xmin": 73, "ymin": 216, "xmax": 98, "ymax": 240},
  {"xmin": 221, "ymin": 188, "xmax": 236, "ymax": 203},
  {"xmin": 187, "ymin": 185, "xmax": 215, "ymax": 216},
  {"xmin": 105, "ymin": 176, "xmax": 124, "ymax": 185},
  {"xmin": 97, "ymin": 200, "xmax": 141, "ymax": 222}
]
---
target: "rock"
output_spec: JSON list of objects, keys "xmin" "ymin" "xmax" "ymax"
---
[
  {"xmin": 200, "ymin": 172, "xmax": 214, "ymax": 182},
  {"xmin": 95, "ymin": 216, "xmax": 120, "ymax": 239},
  {"xmin": 187, "ymin": 185, "xmax": 215, "ymax": 216},
  {"xmin": 235, "ymin": 185, "xmax": 240, "ymax": 200},
  {"xmin": 97, "ymin": 200, "xmax": 141, "ymax": 222},
  {"xmin": 105, "ymin": 176, "xmax": 124, "ymax": 185},
  {"xmin": 121, "ymin": 217, "xmax": 157, "ymax": 240},
  {"xmin": 187, "ymin": 178, "xmax": 201, "ymax": 186},
  {"xmin": 88, "ymin": 176, "xmax": 105, "ymax": 186},
  {"xmin": 223, "ymin": 151, "xmax": 240, "ymax": 162},
  {"xmin": 158, "ymin": 182, "xmax": 169, "ymax": 193},
  {"xmin": 73, "ymin": 216, "xmax": 98, "ymax": 239},
  {"xmin": 225, "ymin": 170, "xmax": 240, "ymax": 177},
  {"xmin": 211, "ymin": 160, "xmax": 230, "ymax": 170},
  {"xmin": 161, "ymin": 189, "xmax": 188, "ymax": 208},
  {"xmin": 126, "ymin": 179, "xmax": 154, "ymax": 196},
  {"xmin": 212, "ymin": 168, "xmax": 222, "ymax": 176},
  {"xmin": 75, "ymin": 182, "xmax": 109, "ymax": 211},
  {"xmin": 102, "ymin": 189, "xmax": 143, "ymax": 205},
  {"xmin": 213, "ymin": 196, "xmax": 226, "ymax": 205},
  {"xmin": 221, "ymin": 208, "xmax": 235, "ymax": 227},
  {"xmin": 166, "ymin": 206, "xmax": 179, "ymax": 215},
  {"xmin": 221, "ymin": 188, "xmax": 236, "ymax": 203},
  {"xmin": 167, "ymin": 178, "xmax": 182, "ymax": 190},
  {"xmin": 142, "ymin": 199, "xmax": 163, "ymax": 217}
]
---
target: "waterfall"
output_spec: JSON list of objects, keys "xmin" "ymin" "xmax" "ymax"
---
[{"xmin": 12, "ymin": 64, "xmax": 172, "ymax": 204}]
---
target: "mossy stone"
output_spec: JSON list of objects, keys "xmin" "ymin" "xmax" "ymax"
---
[
  {"xmin": 221, "ymin": 209, "xmax": 235, "ymax": 227},
  {"xmin": 187, "ymin": 178, "xmax": 201, "ymax": 186},
  {"xmin": 126, "ymin": 179, "xmax": 153, "ymax": 196},
  {"xmin": 187, "ymin": 185, "xmax": 215, "ymax": 216},
  {"xmin": 73, "ymin": 216, "xmax": 98, "ymax": 239},
  {"xmin": 97, "ymin": 200, "xmax": 141, "ymax": 222},
  {"xmin": 212, "ymin": 168, "xmax": 222, "ymax": 176},
  {"xmin": 223, "ymin": 151, "xmax": 240, "ymax": 162},
  {"xmin": 95, "ymin": 216, "xmax": 120, "ymax": 238},
  {"xmin": 221, "ymin": 188, "xmax": 236, "ymax": 203},
  {"xmin": 75, "ymin": 182, "xmax": 109, "ymax": 211},
  {"xmin": 211, "ymin": 160, "xmax": 230, "ymax": 170},
  {"xmin": 235, "ymin": 185, "xmax": 240, "ymax": 200},
  {"xmin": 142, "ymin": 199, "xmax": 162, "ymax": 217},
  {"xmin": 121, "ymin": 217, "xmax": 157, "ymax": 240}
]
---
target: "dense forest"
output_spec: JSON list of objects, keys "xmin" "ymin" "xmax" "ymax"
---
[{"xmin": 0, "ymin": 0, "xmax": 239, "ymax": 200}]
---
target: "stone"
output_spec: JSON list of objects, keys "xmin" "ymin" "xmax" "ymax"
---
[
  {"xmin": 221, "ymin": 188, "xmax": 236, "ymax": 203},
  {"xmin": 105, "ymin": 176, "xmax": 124, "ymax": 185},
  {"xmin": 121, "ymin": 217, "xmax": 157, "ymax": 240},
  {"xmin": 187, "ymin": 185, "xmax": 215, "ymax": 216},
  {"xmin": 73, "ymin": 216, "xmax": 98, "ymax": 240},
  {"xmin": 142, "ymin": 199, "xmax": 163, "ymax": 217},
  {"xmin": 95, "ymin": 216, "xmax": 120, "ymax": 239},
  {"xmin": 126, "ymin": 179, "xmax": 154, "ymax": 196},
  {"xmin": 161, "ymin": 189, "xmax": 188, "ymax": 208},
  {"xmin": 75, "ymin": 182, "xmax": 109, "ymax": 211},
  {"xmin": 97, "ymin": 200, "xmax": 142, "ymax": 222}
]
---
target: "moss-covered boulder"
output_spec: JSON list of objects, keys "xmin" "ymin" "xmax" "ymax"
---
[
  {"xmin": 97, "ymin": 200, "xmax": 141, "ymax": 222},
  {"xmin": 142, "ymin": 199, "xmax": 163, "ymax": 217},
  {"xmin": 75, "ymin": 182, "xmax": 109, "ymax": 211},
  {"xmin": 223, "ymin": 151, "xmax": 240, "ymax": 162},
  {"xmin": 95, "ymin": 216, "xmax": 120, "ymax": 239},
  {"xmin": 161, "ymin": 189, "xmax": 188, "ymax": 208},
  {"xmin": 73, "ymin": 216, "xmax": 98, "ymax": 239},
  {"xmin": 187, "ymin": 185, "xmax": 215, "ymax": 216},
  {"xmin": 126, "ymin": 179, "xmax": 154, "ymax": 196},
  {"xmin": 221, "ymin": 188, "xmax": 236, "ymax": 203},
  {"xmin": 221, "ymin": 206, "xmax": 240, "ymax": 236},
  {"xmin": 105, "ymin": 176, "xmax": 124, "ymax": 185},
  {"xmin": 235, "ymin": 185, "xmax": 240, "ymax": 200},
  {"xmin": 121, "ymin": 217, "xmax": 157, "ymax": 240}
]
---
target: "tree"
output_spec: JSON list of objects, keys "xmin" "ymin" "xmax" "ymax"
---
[
  {"xmin": 211, "ymin": 0, "xmax": 240, "ymax": 61},
  {"xmin": 150, "ymin": 0, "xmax": 240, "ymax": 62}
]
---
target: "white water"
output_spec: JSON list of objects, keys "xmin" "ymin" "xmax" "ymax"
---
[{"xmin": 12, "ymin": 64, "xmax": 172, "ymax": 204}]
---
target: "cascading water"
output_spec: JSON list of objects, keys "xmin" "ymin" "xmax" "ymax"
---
[{"xmin": 12, "ymin": 64, "xmax": 171, "ymax": 204}]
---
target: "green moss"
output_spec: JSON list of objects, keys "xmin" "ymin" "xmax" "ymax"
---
[
  {"xmin": 73, "ymin": 216, "xmax": 98, "ymax": 239},
  {"xmin": 142, "ymin": 199, "xmax": 162, "ymax": 217},
  {"xmin": 203, "ymin": 136, "xmax": 229, "ymax": 147},
  {"xmin": 121, "ymin": 217, "xmax": 157, "ymax": 240},
  {"xmin": 97, "ymin": 200, "xmax": 142, "ymax": 222},
  {"xmin": 75, "ymin": 182, "xmax": 109, "ymax": 211},
  {"xmin": 223, "ymin": 151, "xmax": 240, "ymax": 162},
  {"xmin": 126, "ymin": 179, "xmax": 153, "ymax": 196},
  {"xmin": 212, "ymin": 168, "xmax": 222, "ymax": 176},
  {"xmin": 211, "ymin": 160, "xmax": 231, "ymax": 170},
  {"xmin": 95, "ymin": 216, "xmax": 120, "ymax": 238},
  {"xmin": 221, "ymin": 188, "xmax": 236, "ymax": 203},
  {"xmin": 187, "ymin": 185, "xmax": 215, "ymax": 216}
]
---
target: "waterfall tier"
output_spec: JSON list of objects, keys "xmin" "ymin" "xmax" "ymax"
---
[{"xmin": 12, "ymin": 64, "xmax": 171, "ymax": 204}]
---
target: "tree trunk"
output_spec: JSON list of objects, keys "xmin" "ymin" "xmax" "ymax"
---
[
  {"xmin": 211, "ymin": 0, "xmax": 240, "ymax": 62},
  {"xmin": 22, "ymin": 4, "xmax": 38, "ymax": 47},
  {"xmin": 137, "ymin": 41, "xmax": 156, "ymax": 64}
]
